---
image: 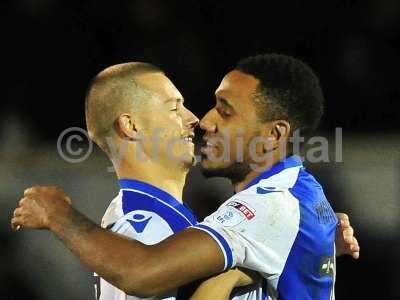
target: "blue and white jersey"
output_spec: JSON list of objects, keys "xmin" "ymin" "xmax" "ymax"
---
[
  {"xmin": 192, "ymin": 155, "xmax": 338, "ymax": 300},
  {"xmin": 95, "ymin": 179, "xmax": 197, "ymax": 300}
]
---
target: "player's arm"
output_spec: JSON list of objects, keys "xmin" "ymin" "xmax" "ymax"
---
[
  {"xmin": 11, "ymin": 186, "xmax": 227, "ymax": 297},
  {"xmin": 189, "ymin": 212, "xmax": 360, "ymax": 300},
  {"xmin": 190, "ymin": 268, "xmax": 257, "ymax": 300}
]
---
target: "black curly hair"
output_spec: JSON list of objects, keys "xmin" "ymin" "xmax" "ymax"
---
[{"xmin": 236, "ymin": 53, "xmax": 324, "ymax": 137}]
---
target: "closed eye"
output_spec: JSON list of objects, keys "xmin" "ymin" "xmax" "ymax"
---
[
  {"xmin": 217, "ymin": 107, "xmax": 232, "ymax": 118},
  {"xmin": 221, "ymin": 110, "xmax": 231, "ymax": 117},
  {"xmin": 216, "ymin": 97, "xmax": 234, "ymax": 117}
]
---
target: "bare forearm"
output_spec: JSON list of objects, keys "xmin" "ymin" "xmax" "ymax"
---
[
  {"xmin": 47, "ymin": 207, "xmax": 225, "ymax": 296},
  {"xmin": 12, "ymin": 186, "xmax": 226, "ymax": 297},
  {"xmin": 48, "ymin": 206, "xmax": 155, "ymax": 296},
  {"xmin": 190, "ymin": 268, "xmax": 256, "ymax": 300},
  {"xmin": 190, "ymin": 274, "xmax": 236, "ymax": 300}
]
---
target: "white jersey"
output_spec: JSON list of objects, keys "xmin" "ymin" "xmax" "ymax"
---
[
  {"xmin": 192, "ymin": 155, "xmax": 338, "ymax": 300},
  {"xmin": 94, "ymin": 179, "xmax": 197, "ymax": 300}
]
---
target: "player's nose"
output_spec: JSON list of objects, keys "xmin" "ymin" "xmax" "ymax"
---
[
  {"xmin": 183, "ymin": 108, "xmax": 199, "ymax": 130},
  {"xmin": 200, "ymin": 110, "xmax": 217, "ymax": 133}
]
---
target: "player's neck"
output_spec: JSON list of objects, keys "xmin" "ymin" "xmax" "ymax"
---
[
  {"xmin": 115, "ymin": 160, "xmax": 187, "ymax": 202},
  {"xmin": 233, "ymin": 151, "xmax": 287, "ymax": 193}
]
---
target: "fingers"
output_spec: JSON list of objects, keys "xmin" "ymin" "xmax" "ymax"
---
[
  {"xmin": 351, "ymin": 237, "xmax": 360, "ymax": 259},
  {"xmin": 335, "ymin": 212, "xmax": 360, "ymax": 259},
  {"xmin": 19, "ymin": 197, "xmax": 26, "ymax": 207},
  {"xmin": 351, "ymin": 236, "xmax": 359, "ymax": 250},
  {"xmin": 24, "ymin": 186, "xmax": 40, "ymax": 196},
  {"xmin": 24, "ymin": 186, "xmax": 62, "ymax": 196},
  {"xmin": 336, "ymin": 213, "xmax": 360, "ymax": 259},
  {"xmin": 12, "ymin": 205, "xmax": 26, "ymax": 231},
  {"xmin": 12, "ymin": 187, "xmax": 66, "ymax": 232},
  {"xmin": 65, "ymin": 196, "xmax": 72, "ymax": 205},
  {"xmin": 13, "ymin": 196, "xmax": 34, "ymax": 231},
  {"xmin": 342, "ymin": 226, "xmax": 354, "ymax": 243},
  {"xmin": 336, "ymin": 212, "xmax": 349, "ymax": 222},
  {"xmin": 339, "ymin": 218, "xmax": 350, "ymax": 228},
  {"xmin": 24, "ymin": 186, "xmax": 69, "ymax": 204},
  {"xmin": 13, "ymin": 207, "xmax": 23, "ymax": 217},
  {"xmin": 11, "ymin": 216, "xmax": 24, "ymax": 231},
  {"xmin": 336, "ymin": 213, "xmax": 350, "ymax": 228}
]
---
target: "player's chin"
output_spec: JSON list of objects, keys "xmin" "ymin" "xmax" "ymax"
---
[
  {"xmin": 179, "ymin": 152, "xmax": 196, "ymax": 168},
  {"xmin": 200, "ymin": 155, "xmax": 229, "ymax": 173},
  {"xmin": 200, "ymin": 152, "xmax": 224, "ymax": 166}
]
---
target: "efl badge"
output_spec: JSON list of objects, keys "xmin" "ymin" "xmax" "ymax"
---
[
  {"xmin": 214, "ymin": 200, "xmax": 255, "ymax": 227},
  {"xmin": 227, "ymin": 201, "xmax": 255, "ymax": 220}
]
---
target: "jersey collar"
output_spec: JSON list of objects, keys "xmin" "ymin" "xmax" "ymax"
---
[
  {"xmin": 118, "ymin": 178, "xmax": 197, "ymax": 225},
  {"xmin": 245, "ymin": 155, "xmax": 303, "ymax": 189}
]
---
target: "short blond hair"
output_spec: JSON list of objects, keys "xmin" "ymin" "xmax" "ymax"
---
[{"xmin": 85, "ymin": 62, "xmax": 162, "ymax": 154}]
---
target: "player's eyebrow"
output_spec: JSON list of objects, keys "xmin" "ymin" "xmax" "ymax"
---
[
  {"xmin": 217, "ymin": 97, "xmax": 234, "ymax": 110},
  {"xmin": 164, "ymin": 97, "xmax": 184, "ymax": 104}
]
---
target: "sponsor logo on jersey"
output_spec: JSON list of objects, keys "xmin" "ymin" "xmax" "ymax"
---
[
  {"xmin": 227, "ymin": 201, "xmax": 255, "ymax": 220},
  {"xmin": 314, "ymin": 201, "xmax": 337, "ymax": 225},
  {"xmin": 127, "ymin": 213, "xmax": 152, "ymax": 233},
  {"xmin": 319, "ymin": 256, "xmax": 335, "ymax": 277},
  {"xmin": 256, "ymin": 186, "xmax": 280, "ymax": 194}
]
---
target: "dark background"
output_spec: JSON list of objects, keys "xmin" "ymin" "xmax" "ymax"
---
[{"xmin": 1, "ymin": 1, "xmax": 399, "ymax": 299}]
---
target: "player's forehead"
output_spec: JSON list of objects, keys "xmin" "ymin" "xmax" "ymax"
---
[
  {"xmin": 136, "ymin": 72, "xmax": 183, "ymax": 103},
  {"xmin": 215, "ymin": 70, "xmax": 259, "ymax": 100}
]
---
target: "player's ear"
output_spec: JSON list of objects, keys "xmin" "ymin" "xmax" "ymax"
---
[
  {"xmin": 269, "ymin": 120, "xmax": 290, "ymax": 143},
  {"xmin": 261, "ymin": 120, "xmax": 290, "ymax": 154},
  {"xmin": 115, "ymin": 113, "xmax": 140, "ymax": 141}
]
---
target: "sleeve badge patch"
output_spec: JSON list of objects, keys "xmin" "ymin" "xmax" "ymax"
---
[{"xmin": 214, "ymin": 200, "xmax": 256, "ymax": 227}]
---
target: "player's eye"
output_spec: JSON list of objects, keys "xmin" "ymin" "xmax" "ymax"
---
[
  {"xmin": 217, "ymin": 107, "xmax": 231, "ymax": 118},
  {"xmin": 170, "ymin": 107, "xmax": 178, "ymax": 111}
]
